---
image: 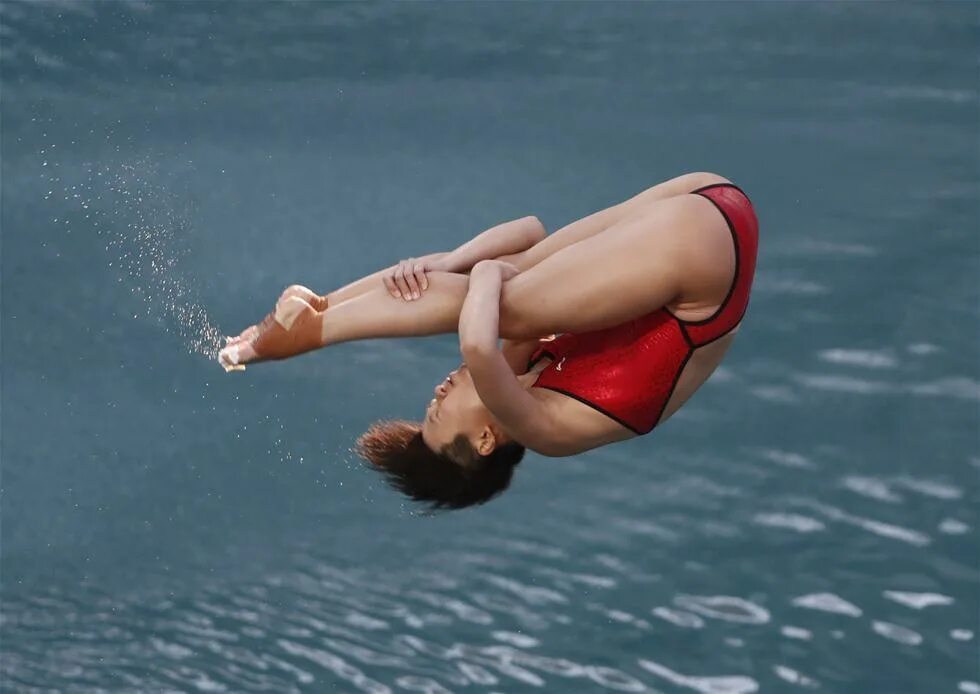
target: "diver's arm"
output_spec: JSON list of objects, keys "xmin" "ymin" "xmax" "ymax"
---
[
  {"xmin": 459, "ymin": 261, "xmax": 564, "ymax": 455},
  {"xmin": 319, "ymin": 263, "xmax": 556, "ymax": 347},
  {"xmin": 325, "ymin": 217, "xmax": 543, "ymax": 307},
  {"xmin": 439, "ymin": 216, "xmax": 545, "ymax": 273}
]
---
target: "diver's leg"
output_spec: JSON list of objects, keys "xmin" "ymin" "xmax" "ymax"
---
[
  {"xmin": 497, "ymin": 192, "xmax": 733, "ymax": 337},
  {"xmin": 501, "ymin": 171, "xmax": 730, "ymax": 272},
  {"xmin": 220, "ymin": 177, "xmax": 732, "ymax": 366},
  {"xmin": 322, "ymin": 192, "xmax": 731, "ymax": 346},
  {"xmin": 228, "ymin": 172, "xmax": 724, "ymax": 347},
  {"xmin": 221, "ymin": 271, "xmax": 473, "ymax": 365}
]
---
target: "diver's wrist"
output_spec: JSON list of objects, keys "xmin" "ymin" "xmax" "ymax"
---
[{"xmin": 470, "ymin": 259, "xmax": 504, "ymax": 282}]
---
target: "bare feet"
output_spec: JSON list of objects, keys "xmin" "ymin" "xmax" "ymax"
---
[{"xmin": 219, "ymin": 285, "xmax": 328, "ymax": 371}]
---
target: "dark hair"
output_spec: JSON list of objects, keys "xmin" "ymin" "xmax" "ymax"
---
[{"xmin": 355, "ymin": 419, "xmax": 525, "ymax": 511}]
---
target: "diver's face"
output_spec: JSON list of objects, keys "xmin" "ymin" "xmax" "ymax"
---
[{"xmin": 421, "ymin": 364, "xmax": 492, "ymax": 454}]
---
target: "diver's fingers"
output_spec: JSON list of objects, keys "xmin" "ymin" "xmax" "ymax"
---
[
  {"xmin": 401, "ymin": 258, "xmax": 419, "ymax": 301},
  {"xmin": 393, "ymin": 262, "xmax": 412, "ymax": 300},
  {"xmin": 383, "ymin": 273, "xmax": 400, "ymax": 299},
  {"xmin": 414, "ymin": 263, "xmax": 428, "ymax": 293},
  {"xmin": 402, "ymin": 260, "xmax": 421, "ymax": 300}
]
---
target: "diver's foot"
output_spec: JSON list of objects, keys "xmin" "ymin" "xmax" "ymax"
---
[
  {"xmin": 219, "ymin": 295, "xmax": 325, "ymax": 371},
  {"xmin": 225, "ymin": 325, "xmax": 259, "ymax": 347},
  {"xmin": 219, "ymin": 340, "xmax": 256, "ymax": 371},
  {"xmin": 219, "ymin": 286, "xmax": 327, "ymax": 371}
]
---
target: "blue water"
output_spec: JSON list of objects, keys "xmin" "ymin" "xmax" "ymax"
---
[{"xmin": 2, "ymin": 2, "xmax": 978, "ymax": 692}]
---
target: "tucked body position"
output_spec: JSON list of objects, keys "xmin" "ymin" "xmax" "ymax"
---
[{"xmin": 219, "ymin": 172, "xmax": 759, "ymax": 510}]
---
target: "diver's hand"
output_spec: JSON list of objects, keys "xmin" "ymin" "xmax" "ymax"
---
[
  {"xmin": 218, "ymin": 285, "xmax": 327, "ymax": 370},
  {"xmin": 383, "ymin": 256, "xmax": 452, "ymax": 301}
]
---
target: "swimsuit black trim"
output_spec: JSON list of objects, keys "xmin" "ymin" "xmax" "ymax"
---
[
  {"xmin": 677, "ymin": 319, "xmax": 695, "ymax": 348},
  {"xmin": 528, "ymin": 348, "xmax": 646, "ymax": 435},
  {"xmin": 531, "ymin": 385, "xmax": 646, "ymax": 436},
  {"xmin": 690, "ymin": 181, "xmax": 748, "ymax": 197},
  {"xmin": 687, "ymin": 304, "xmax": 750, "ymax": 348},
  {"xmin": 663, "ymin": 182, "xmax": 744, "ymax": 344}
]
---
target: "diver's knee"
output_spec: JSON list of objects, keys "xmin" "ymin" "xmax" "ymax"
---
[{"xmin": 498, "ymin": 291, "xmax": 541, "ymax": 340}]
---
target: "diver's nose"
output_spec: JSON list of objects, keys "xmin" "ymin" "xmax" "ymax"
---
[{"xmin": 434, "ymin": 382, "xmax": 448, "ymax": 397}]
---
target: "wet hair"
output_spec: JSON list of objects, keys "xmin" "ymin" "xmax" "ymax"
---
[{"xmin": 355, "ymin": 419, "xmax": 525, "ymax": 511}]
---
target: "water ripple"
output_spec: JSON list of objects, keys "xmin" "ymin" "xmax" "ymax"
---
[
  {"xmin": 773, "ymin": 665, "xmax": 819, "ymax": 688},
  {"xmin": 817, "ymin": 348, "xmax": 898, "ymax": 369},
  {"xmin": 791, "ymin": 593, "xmax": 863, "ymax": 617},
  {"xmin": 893, "ymin": 476, "xmax": 963, "ymax": 500},
  {"xmin": 638, "ymin": 659, "xmax": 758, "ymax": 694},
  {"xmin": 278, "ymin": 639, "xmax": 392, "ymax": 693},
  {"xmin": 806, "ymin": 502, "xmax": 932, "ymax": 546},
  {"xmin": 883, "ymin": 591, "xmax": 954, "ymax": 610},
  {"xmin": 672, "ymin": 596, "xmax": 770, "ymax": 625},
  {"xmin": 780, "ymin": 626, "xmax": 813, "ymax": 641},
  {"xmin": 652, "ymin": 607, "xmax": 705, "ymax": 629},
  {"xmin": 752, "ymin": 512, "xmax": 826, "ymax": 533},
  {"xmin": 840, "ymin": 475, "xmax": 903, "ymax": 503},
  {"xmin": 938, "ymin": 518, "xmax": 971, "ymax": 535},
  {"xmin": 871, "ymin": 621, "xmax": 923, "ymax": 646}
]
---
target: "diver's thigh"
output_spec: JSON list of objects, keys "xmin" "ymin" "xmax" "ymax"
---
[
  {"xmin": 499, "ymin": 195, "xmax": 715, "ymax": 337},
  {"xmin": 512, "ymin": 172, "xmax": 730, "ymax": 273}
]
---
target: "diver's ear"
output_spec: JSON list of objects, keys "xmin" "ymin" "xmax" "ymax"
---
[{"xmin": 476, "ymin": 427, "xmax": 497, "ymax": 456}]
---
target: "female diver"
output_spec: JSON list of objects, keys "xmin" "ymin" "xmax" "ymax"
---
[{"xmin": 219, "ymin": 172, "xmax": 759, "ymax": 509}]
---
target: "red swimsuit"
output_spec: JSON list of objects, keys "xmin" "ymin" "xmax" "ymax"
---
[{"xmin": 526, "ymin": 183, "xmax": 759, "ymax": 435}]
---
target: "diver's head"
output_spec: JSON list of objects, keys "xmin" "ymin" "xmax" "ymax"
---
[
  {"xmin": 421, "ymin": 363, "xmax": 510, "ymax": 454},
  {"xmin": 356, "ymin": 365, "xmax": 525, "ymax": 510}
]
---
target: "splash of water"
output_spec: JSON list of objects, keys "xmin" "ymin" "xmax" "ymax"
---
[{"xmin": 47, "ymin": 156, "xmax": 224, "ymax": 359}]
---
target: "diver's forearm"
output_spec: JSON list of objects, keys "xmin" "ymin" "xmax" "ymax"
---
[
  {"xmin": 458, "ymin": 263, "xmax": 503, "ymax": 353},
  {"xmin": 442, "ymin": 217, "xmax": 545, "ymax": 272}
]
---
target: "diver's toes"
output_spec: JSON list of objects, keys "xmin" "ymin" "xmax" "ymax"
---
[
  {"xmin": 219, "ymin": 341, "xmax": 255, "ymax": 371},
  {"xmin": 218, "ymin": 344, "xmax": 237, "ymax": 366}
]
